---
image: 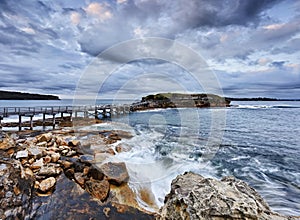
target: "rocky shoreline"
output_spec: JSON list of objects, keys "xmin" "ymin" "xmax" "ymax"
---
[{"xmin": 0, "ymin": 124, "xmax": 299, "ymax": 219}]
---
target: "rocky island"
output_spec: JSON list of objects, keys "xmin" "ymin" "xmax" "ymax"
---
[
  {"xmin": 0, "ymin": 90, "xmax": 60, "ymax": 100},
  {"xmin": 130, "ymin": 93, "xmax": 230, "ymax": 111}
]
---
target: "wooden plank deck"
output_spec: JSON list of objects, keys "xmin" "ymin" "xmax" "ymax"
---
[{"xmin": 0, "ymin": 104, "xmax": 140, "ymax": 131}]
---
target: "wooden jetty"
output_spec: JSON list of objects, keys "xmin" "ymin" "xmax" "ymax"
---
[{"xmin": 0, "ymin": 104, "xmax": 144, "ymax": 131}]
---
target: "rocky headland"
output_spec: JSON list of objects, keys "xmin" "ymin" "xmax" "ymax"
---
[
  {"xmin": 0, "ymin": 125, "xmax": 299, "ymax": 219},
  {"xmin": 131, "ymin": 93, "xmax": 230, "ymax": 111},
  {"xmin": 0, "ymin": 90, "xmax": 59, "ymax": 100}
]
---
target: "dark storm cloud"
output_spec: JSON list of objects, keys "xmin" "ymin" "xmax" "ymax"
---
[
  {"xmin": 270, "ymin": 61, "xmax": 286, "ymax": 68},
  {"xmin": 171, "ymin": 0, "xmax": 281, "ymax": 28},
  {"xmin": 78, "ymin": 0, "xmax": 285, "ymax": 56}
]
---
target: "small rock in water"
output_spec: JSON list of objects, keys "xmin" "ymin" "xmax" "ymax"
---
[
  {"xmin": 115, "ymin": 144, "xmax": 131, "ymax": 153},
  {"xmin": 100, "ymin": 162, "xmax": 129, "ymax": 185},
  {"xmin": 39, "ymin": 177, "xmax": 56, "ymax": 192},
  {"xmin": 16, "ymin": 150, "xmax": 28, "ymax": 159},
  {"xmin": 85, "ymin": 179, "xmax": 110, "ymax": 201}
]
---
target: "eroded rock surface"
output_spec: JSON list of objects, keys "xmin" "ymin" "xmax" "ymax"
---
[
  {"xmin": 100, "ymin": 162, "xmax": 129, "ymax": 185},
  {"xmin": 159, "ymin": 172, "xmax": 297, "ymax": 220}
]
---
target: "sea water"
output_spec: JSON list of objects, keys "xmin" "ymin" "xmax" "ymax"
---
[
  {"xmin": 89, "ymin": 101, "xmax": 300, "ymax": 215},
  {"xmin": 1, "ymin": 100, "xmax": 299, "ymax": 215}
]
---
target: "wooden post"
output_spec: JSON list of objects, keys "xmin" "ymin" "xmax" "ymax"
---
[
  {"xmin": 18, "ymin": 115, "xmax": 22, "ymax": 131},
  {"xmin": 61, "ymin": 112, "xmax": 63, "ymax": 119},
  {"xmin": 52, "ymin": 114, "xmax": 56, "ymax": 129},
  {"xmin": 29, "ymin": 115, "xmax": 33, "ymax": 130},
  {"xmin": 0, "ymin": 116, "xmax": 2, "ymax": 132},
  {"xmin": 42, "ymin": 113, "xmax": 46, "ymax": 130},
  {"xmin": 95, "ymin": 107, "xmax": 98, "ymax": 119},
  {"xmin": 75, "ymin": 111, "xmax": 78, "ymax": 118}
]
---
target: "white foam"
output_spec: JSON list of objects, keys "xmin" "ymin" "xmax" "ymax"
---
[{"xmin": 86, "ymin": 122, "xmax": 219, "ymax": 211}]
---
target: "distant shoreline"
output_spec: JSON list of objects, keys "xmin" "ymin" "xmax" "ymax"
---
[
  {"xmin": 226, "ymin": 97, "xmax": 300, "ymax": 101},
  {"xmin": 0, "ymin": 90, "xmax": 60, "ymax": 100}
]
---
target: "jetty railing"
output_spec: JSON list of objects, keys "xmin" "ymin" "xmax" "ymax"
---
[{"xmin": 0, "ymin": 103, "xmax": 143, "ymax": 131}]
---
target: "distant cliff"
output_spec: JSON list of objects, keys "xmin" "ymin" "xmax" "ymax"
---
[
  {"xmin": 131, "ymin": 93, "xmax": 230, "ymax": 111},
  {"xmin": 0, "ymin": 90, "xmax": 60, "ymax": 100}
]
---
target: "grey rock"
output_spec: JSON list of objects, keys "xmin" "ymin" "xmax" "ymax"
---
[
  {"xmin": 28, "ymin": 147, "xmax": 43, "ymax": 158},
  {"xmin": 99, "ymin": 162, "xmax": 129, "ymax": 185},
  {"xmin": 159, "ymin": 172, "xmax": 293, "ymax": 220},
  {"xmin": 16, "ymin": 150, "xmax": 28, "ymax": 159},
  {"xmin": 79, "ymin": 154, "xmax": 94, "ymax": 164},
  {"xmin": 38, "ymin": 165, "xmax": 61, "ymax": 176},
  {"xmin": 30, "ymin": 158, "xmax": 44, "ymax": 169}
]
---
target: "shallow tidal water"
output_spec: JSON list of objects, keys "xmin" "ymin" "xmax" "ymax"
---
[{"xmin": 85, "ymin": 101, "xmax": 300, "ymax": 215}]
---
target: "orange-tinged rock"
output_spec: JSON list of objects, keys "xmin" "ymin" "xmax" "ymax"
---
[
  {"xmin": 85, "ymin": 179, "xmax": 110, "ymax": 202},
  {"xmin": 39, "ymin": 177, "xmax": 56, "ymax": 192}
]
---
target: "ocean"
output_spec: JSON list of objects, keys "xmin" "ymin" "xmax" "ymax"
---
[{"xmin": 1, "ymin": 100, "xmax": 299, "ymax": 215}]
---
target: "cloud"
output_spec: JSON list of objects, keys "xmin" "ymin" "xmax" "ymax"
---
[
  {"xmin": 84, "ymin": 2, "xmax": 112, "ymax": 21},
  {"xmin": 216, "ymin": 67, "xmax": 300, "ymax": 98},
  {"xmin": 70, "ymin": 12, "xmax": 81, "ymax": 25},
  {"xmin": 270, "ymin": 61, "xmax": 286, "ymax": 68},
  {"xmin": 0, "ymin": 0, "xmax": 299, "ymax": 99},
  {"xmin": 77, "ymin": 0, "xmax": 285, "ymax": 57}
]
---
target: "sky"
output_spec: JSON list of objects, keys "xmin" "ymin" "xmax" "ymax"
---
[{"xmin": 0, "ymin": 0, "xmax": 299, "ymax": 99}]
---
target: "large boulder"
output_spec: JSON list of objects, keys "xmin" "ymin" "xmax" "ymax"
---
[
  {"xmin": 100, "ymin": 162, "xmax": 129, "ymax": 185},
  {"xmin": 159, "ymin": 172, "xmax": 294, "ymax": 220},
  {"xmin": 85, "ymin": 179, "xmax": 110, "ymax": 202}
]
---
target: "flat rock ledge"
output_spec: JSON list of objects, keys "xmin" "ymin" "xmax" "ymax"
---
[{"xmin": 159, "ymin": 172, "xmax": 299, "ymax": 220}]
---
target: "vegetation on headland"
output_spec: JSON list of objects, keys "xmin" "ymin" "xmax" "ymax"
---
[
  {"xmin": 0, "ymin": 90, "xmax": 60, "ymax": 100},
  {"xmin": 131, "ymin": 93, "xmax": 230, "ymax": 111}
]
